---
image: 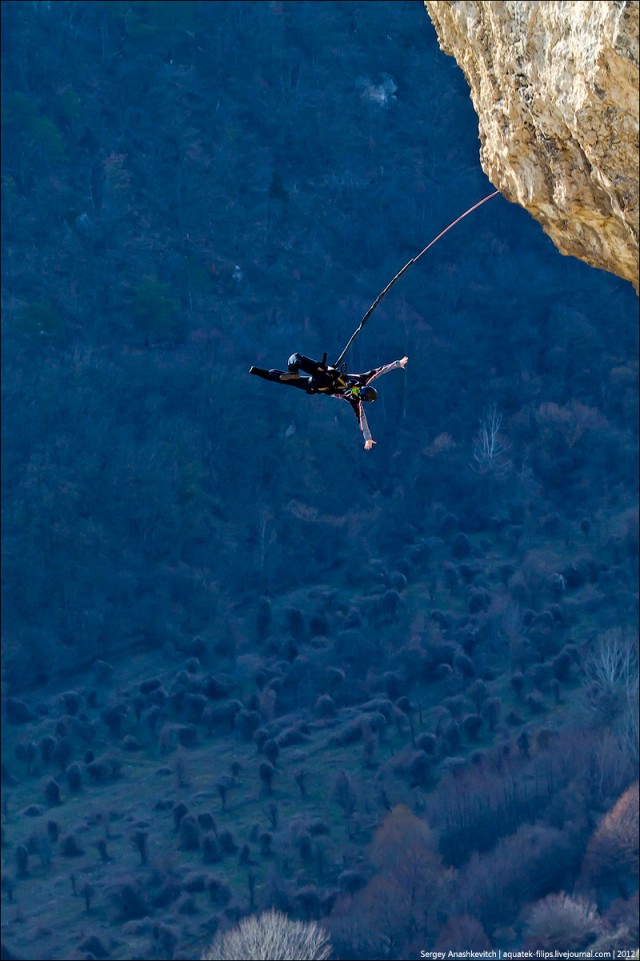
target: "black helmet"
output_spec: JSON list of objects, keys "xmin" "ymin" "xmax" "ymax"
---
[{"xmin": 360, "ymin": 385, "xmax": 378, "ymax": 403}]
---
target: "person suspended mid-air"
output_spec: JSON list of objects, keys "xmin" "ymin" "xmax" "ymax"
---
[
  {"xmin": 249, "ymin": 353, "xmax": 408, "ymax": 450},
  {"xmin": 248, "ymin": 191, "xmax": 500, "ymax": 450}
]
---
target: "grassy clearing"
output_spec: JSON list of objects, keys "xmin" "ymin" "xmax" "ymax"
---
[{"xmin": 2, "ymin": 520, "xmax": 635, "ymax": 960}]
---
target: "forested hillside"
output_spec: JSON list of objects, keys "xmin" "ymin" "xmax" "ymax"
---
[{"xmin": 1, "ymin": 3, "xmax": 638, "ymax": 960}]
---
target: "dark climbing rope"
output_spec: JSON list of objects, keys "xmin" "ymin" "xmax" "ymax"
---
[{"xmin": 334, "ymin": 189, "xmax": 500, "ymax": 368}]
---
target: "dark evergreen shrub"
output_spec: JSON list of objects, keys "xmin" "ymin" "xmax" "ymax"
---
[
  {"xmin": 284, "ymin": 606, "xmax": 305, "ymax": 641},
  {"xmin": 110, "ymin": 879, "xmax": 149, "ymax": 920},
  {"xmin": 452, "ymin": 532, "xmax": 472, "ymax": 558},
  {"xmin": 172, "ymin": 802, "xmax": 188, "ymax": 830},
  {"xmin": 205, "ymin": 674, "xmax": 235, "ymax": 699},
  {"xmin": 258, "ymin": 761, "xmax": 275, "ymax": 792},
  {"xmin": 459, "ymin": 562, "xmax": 479, "ymax": 584},
  {"xmin": 263, "ymin": 739, "xmax": 279, "ymax": 765},
  {"xmin": 100, "ymin": 704, "xmax": 127, "ymax": 738},
  {"xmin": 176, "ymin": 724, "xmax": 198, "ymax": 748},
  {"xmin": 442, "ymin": 719, "xmax": 461, "ymax": 753},
  {"xmin": 218, "ymin": 829, "xmax": 237, "ymax": 855},
  {"xmin": 435, "ymin": 663, "xmax": 454, "ymax": 682},
  {"xmin": 147, "ymin": 686, "xmax": 168, "ymax": 707},
  {"xmin": 78, "ymin": 935, "xmax": 108, "ymax": 957},
  {"xmin": 469, "ymin": 588, "xmax": 491, "ymax": 614},
  {"xmin": 61, "ymin": 691, "xmax": 84, "ymax": 716},
  {"xmin": 179, "ymin": 815, "xmax": 200, "ymax": 850},
  {"xmin": 307, "ymin": 817, "xmax": 330, "ymax": 836},
  {"xmin": 275, "ymin": 724, "xmax": 310, "ymax": 747},
  {"xmin": 60, "ymin": 834, "xmax": 84, "ymax": 857},
  {"xmin": 93, "ymin": 660, "xmax": 113, "ymax": 683},
  {"xmin": 5, "ymin": 699, "xmax": 36, "ymax": 723},
  {"xmin": 506, "ymin": 710, "xmax": 524, "ymax": 726},
  {"xmin": 197, "ymin": 812, "xmax": 216, "ymax": 832},
  {"xmin": 314, "ymin": 694, "xmax": 336, "ymax": 717},
  {"xmin": 52, "ymin": 737, "xmax": 73, "ymax": 771},
  {"xmin": 151, "ymin": 881, "xmax": 181, "ymax": 908},
  {"xmin": 439, "ymin": 513, "xmax": 459, "ymax": 539},
  {"xmin": 395, "ymin": 696, "xmax": 411, "ymax": 715},
  {"xmin": 526, "ymin": 693, "xmax": 547, "ymax": 714},
  {"xmin": 408, "ymin": 751, "xmax": 431, "ymax": 786},
  {"xmin": 328, "ymin": 721, "xmax": 363, "ymax": 746},
  {"xmin": 260, "ymin": 831, "xmax": 273, "ymax": 856},
  {"xmin": 202, "ymin": 832, "xmax": 221, "ymax": 864},
  {"xmin": 482, "ymin": 698, "xmax": 501, "ymax": 731},
  {"xmin": 443, "ymin": 563, "xmax": 459, "ymax": 592},
  {"xmin": 185, "ymin": 657, "xmax": 201, "ymax": 675},
  {"xmin": 121, "ymin": 735, "xmax": 143, "ymax": 752},
  {"xmin": 295, "ymin": 832, "xmax": 313, "ymax": 862},
  {"xmin": 380, "ymin": 589, "xmax": 401, "ymax": 617},
  {"xmin": 152, "ymin": 922, "xmax": 178, "ymax": 958},
  {"xmin": 40, "ymin": 735, "xmax": 57, "ymax": 764},
  {"xmin": 384, "ymin": 671, "xmax": 407, "ymax": 699},
  {"xmin": 338, "ymin": 870, "xmax": 367, "ymax": 894},
  {"xmin": 131, "ymin": 829, "xmax": 148, "ymax": 865},
  {"xmin": 238, "ymin": 843, "xmax": 254, "ymax": 866},
  {"xmin": 309, "ymin": 611, "xmax": 330, "ymax": 636},
  {"xmin": 208, "ymin": 878, "xmax": 232, "ymax": 906},
  {"xmin": 85, "ymin": 755, "xmax": 121, "ymax": 781},
  {"xmin": 184, "ymin": 693, "xmax": 207, "ymax": 723},
  {"xmin": 467, "ymin": 679, "xmax": 488, "ymax": 712},
  {"xmin": 531, "ymin": 662, "xmax": 553, "ymax": 690},
  {"xmin": 66, "ymin": 764, "xmax": 82, "ymax": 791},
  {"xmin": 182, "ymin": 871, "xmax": 207, "ymax": 892},
  {"xmin": 44, "ymin": 779, "xmax": 61, "ymax": 805},
  {"xmin": 441, "ymin": 756, "xmax": 466, "ymax": 776},
  {"xmin": 552, "ymin": 650, "xmax": 573, "ymax": 681},
  {"xmin": 235, "ymin": 710, "xmax": 261, "ymax": 740},
  {"xmin": 462, "ymin": 714, "xmax": 483, "ymax": 741},
  {"xmin": 498, "ymin": 562, "xmax": 516, "ymax": 585},
  {"xmin": 202, "ymin": 700, "xmax": 242, "ymax": 734},
  {"xmin": 416, "ymin": 733, "xmax": 437, "ymax": 754},
  {"xmin": 184, "ymin": 636, "xmax": 207, "ymax": 658},
  {"xmin": 253, "ymin": 728, "xmax": 269, "ymax": 752},
  {"xmin": 444, "ymin": 695, "xmax": 468, "ymax": 718},
  {"xmin": 454, "ymin": 653, "xmax": 475, "ymax": 678}
]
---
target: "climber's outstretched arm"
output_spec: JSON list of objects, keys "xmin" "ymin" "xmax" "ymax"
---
[
  {"xmin": 363, "ymin": 355, "xmax": 408, "ymax": 386},
  {"xmin": 344, "ymin": 398, "xmax": 376, "ymax": 450}
]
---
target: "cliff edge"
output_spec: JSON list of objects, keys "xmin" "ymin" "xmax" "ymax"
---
[{"xmin": 424, "ymin": 1, "xmax": 639, "ymax": 289}]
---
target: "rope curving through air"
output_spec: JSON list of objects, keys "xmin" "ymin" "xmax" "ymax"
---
[{"xmin": 333, "ymin": 190, "xmax": 500, "ymax": 368}]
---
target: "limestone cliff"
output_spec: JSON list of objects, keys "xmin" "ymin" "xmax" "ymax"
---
[{"xmin": 424, "ymin": 1, "xmax": 639, "ymax": 289}]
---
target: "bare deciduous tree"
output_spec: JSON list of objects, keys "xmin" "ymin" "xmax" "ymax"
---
[
  {"xmin": 471, "ymin": 405, "xmax": 512, "ymax": 477},
  {"xmin": 202, "ymin": 909, "xmax": 332, "ymax": 960},
  {"xmin": 581, "ymin": 781, "xmax": 639, "ymax": 897},
  {"xmin": 524, "ymin": 893, "xmax": 602, "ymax": 951},
  {"xmin": 582, "ymin": 629, "xmax": 639, "ymax": 762}
]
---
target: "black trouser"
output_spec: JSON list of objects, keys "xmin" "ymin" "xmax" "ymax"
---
[
  {"xmin": 287, "ymin": 353, "xmax": 320, "ymax": 375},
  {"xmin": 250, "ymin": 353, "xmax": 336, "ymax": 392},
  {"xmin": 250, "ymin": 366, "xmax": 311, "ymax": 391}
]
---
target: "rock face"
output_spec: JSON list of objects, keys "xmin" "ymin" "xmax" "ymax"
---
[{"xmin": 424, "ymin": 1, "xmax": 639, "ymax": 289}]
